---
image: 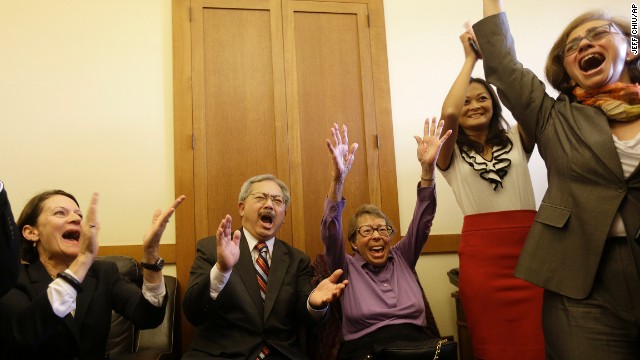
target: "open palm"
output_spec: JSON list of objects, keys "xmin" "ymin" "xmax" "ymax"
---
[
  {"xmin": 414, "ymin": 117, "xmax": 452, "ymax": 167},
  {"xmin": 326, "ymin": 123, "xmax": 358, "ymax": 181}
]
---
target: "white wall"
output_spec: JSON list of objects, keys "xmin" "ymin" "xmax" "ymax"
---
[
  {"xmin": 0, "ymin": 0, "xmax": 175, "ymax": 246},
  {"xmin": 0, "ymin": 0, "xmax": 628, "ymax": 346},
  {"xmin": 384, "ymin": 0, "xmax": 627, "ymax": 339}
]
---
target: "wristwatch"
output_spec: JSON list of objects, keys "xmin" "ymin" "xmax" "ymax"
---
[{"xmin": 141, "ymin": 257, "xmax": 165, "ymax": 272}]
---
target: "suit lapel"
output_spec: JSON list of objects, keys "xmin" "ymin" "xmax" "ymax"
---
[
  {"xmin": 575, "ymin": 106, "xmax": 625, "ymax": 180},
  {"xmin": 28, "ymin": 262, "xmax": 81, "ymax": 342},
  {"xmin": 576, "ymin": 107, "xmax": 640, "ymax": 241},
  {"xmin": 235, "ymin": 232, "xmax": 264, "ymax": 315},
  {"xmin": 263, "ymin": 239, "xmax": 289, "ymax": 320},
  {"xmin": 74, "ymin": 269, "xmax": 97, "ymax": 325},
  {"xmin": 27, "ymin": 261, "xmax": 52, "ymax": 296}
]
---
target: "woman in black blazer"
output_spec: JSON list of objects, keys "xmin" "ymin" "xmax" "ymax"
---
[{"xmin": 0, "ymin": 190, "xmax": 184, "ymax": 359}]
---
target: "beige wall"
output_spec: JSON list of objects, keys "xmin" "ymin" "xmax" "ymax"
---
[
  {"xmin": 0, "ymin": 0, "xmax": 175, "ymax": 247},
  {"xmin": 0, "ymin": 0, "xmax": 626, "ymax": 344}
]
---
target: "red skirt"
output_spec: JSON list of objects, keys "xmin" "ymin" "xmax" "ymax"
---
[{"xmin": 459, "ymin": 210, "xmax": 544, "ymax": 360}]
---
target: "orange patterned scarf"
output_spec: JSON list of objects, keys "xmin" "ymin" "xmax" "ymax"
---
[{"xmin": 573, "ymin": 82, "xmax": 640, "ymax": 121}]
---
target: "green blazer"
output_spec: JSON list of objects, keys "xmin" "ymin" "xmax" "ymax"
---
[{"xmin": 474, "ymin": 12, "xmax": 640, "ymax": 299}]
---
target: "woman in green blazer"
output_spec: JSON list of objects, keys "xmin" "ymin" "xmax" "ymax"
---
[{"xmin": 474, "ymin": 1, "xmax": 640, "ymax": 358}]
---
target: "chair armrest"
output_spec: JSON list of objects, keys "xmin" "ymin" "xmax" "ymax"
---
[{"xmin": 136, "ymin": 275, "xmax": 177, "ymax": 354}]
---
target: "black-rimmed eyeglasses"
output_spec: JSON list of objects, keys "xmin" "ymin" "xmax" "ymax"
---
[
  {"xmin": 562, "ymin": 23, "xmax": 622, "ymax": 57},
  {"xmin": 357, "ymin": 224, "xmax": 394, "ymax": 237}
]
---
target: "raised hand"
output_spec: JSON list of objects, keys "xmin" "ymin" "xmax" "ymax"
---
[
  {"xmin": 326, "ymin": 123, "xmax": 358, "ymax": 183},
  {"xmin": 309, "ymin": 269, "xmax": 349, "ymax": 309},
  {"xmin": 69, "ymin": 192, "xmax": 100, "ymax": 282},
  {"xmin": 414, "ymin": 117, "xmax": 452, "ymax": 172},
  {"xmin": 215, "ymin": 214, "xmax": 241, "ymax": 273},
  {"xmin": 462, "ymin": 22, "xmax": 482, "ymax": 60},
  {"xmin": 142, "ymin": 195, "xmax": 186, "ymax": 259},
  {"xmin": 79, "ymin": 192, "xmax": 100, "ymax": 261}
]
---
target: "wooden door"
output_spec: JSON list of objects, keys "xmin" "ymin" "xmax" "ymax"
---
[
  {"xmin": 283, "ymin": 0, "xmax": 384, "ymax": 258},
  {"xmin": 190, "ymin": 0, "xmax": 292, "ymax": 243},
  {"xmin": 173, "ymin": 0, "xmax": 398, "ymax": 351}
]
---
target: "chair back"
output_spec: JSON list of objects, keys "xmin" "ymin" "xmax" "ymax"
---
[{"xmin": 99, "ymin": 255, "xmax": 179, "ymax": 360}]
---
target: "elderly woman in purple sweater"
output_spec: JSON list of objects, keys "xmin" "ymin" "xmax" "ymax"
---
[{"xmin": 320, "ymin": 117, "xmax": 451, "ymax": 359}]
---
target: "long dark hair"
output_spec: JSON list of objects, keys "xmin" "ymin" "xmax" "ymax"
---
[
  {"xmin": 457, "ymin": 77, "xmax": 511, "ymax": 154},
  {"xmin": 17, "ymin": 190, "xmax": 79, "ymax": 263}
]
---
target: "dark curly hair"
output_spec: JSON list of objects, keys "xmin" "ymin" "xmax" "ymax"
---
[
  {"xmin": 545, "ymin": 11, "xmax": 640, "ymax": 96},
  {"xmin": 457, "ymin": 77, "xmax": 511, "ymax": 154}
]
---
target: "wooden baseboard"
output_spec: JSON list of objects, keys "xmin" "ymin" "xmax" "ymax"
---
[
  {"xmin": 99, "ymin": 233, "xmax": 459, "ymax": 264},
  {"xmin": 422, "ymin": 234, "xmax": 460, "ymax": 254},
  {"xmin": 98, "ymin": 243, "xmax": 176, "ymax": 263}
]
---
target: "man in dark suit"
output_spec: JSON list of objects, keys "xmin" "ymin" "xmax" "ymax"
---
[
  {"xmin": 0, "ymin": 180, "xmax": 20, "ymax": 297},
  {"xmin": 182, "ymin": 174, "xmax": 347, "ymax": 360}
]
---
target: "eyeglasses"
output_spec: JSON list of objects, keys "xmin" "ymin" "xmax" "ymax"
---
[
  {"xmin": 357, "ymin": 224, "xmax": 394, "ymax": 237},
  {"xmin": 249, "ymin": 192, "xmax": 286, "ymax": 207},
  {"xmin": 562, "ymin": 23, "xmax": 621, "ymax": 57}
]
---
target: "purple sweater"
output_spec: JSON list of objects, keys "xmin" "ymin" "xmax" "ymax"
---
[{"xmin": 321, "ymin": 185, "xmax": 437, "ymax": 341}]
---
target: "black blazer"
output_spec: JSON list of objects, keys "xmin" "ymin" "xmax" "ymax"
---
[
  {"xmin": 474, "ymin": 13, "xmax": 640, "ymax": 298},
  {"xmin": 182, "ymin": 230, "xmax": 315, "ymax": 360},
  {"xmin": 0, "ymin": 182, "xmax": 20, "ymax": 297},
  {"xmin": 0, "ymin": 259, "xmax": 167, "ymax": 359}
]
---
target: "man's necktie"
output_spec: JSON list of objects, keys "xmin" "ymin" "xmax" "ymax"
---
[
  {"xmin": 255, "ymin": 242, "xmax": 270, "ymax": 359},
  {"xmin": 255, "ymin": 242, "xmax": 269, "ymax": 301}
]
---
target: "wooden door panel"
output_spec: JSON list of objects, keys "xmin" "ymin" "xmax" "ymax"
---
[
  {"xmin": 191, "ymin": 0, "xmax": 292, "ymax": 242},
  {"xmin": 283, "ymin": 1, "xmax": 379, "ymax": 257},
  {"xmin": 175, "ymin": 0, "xmax": 396, "ymax": 350}
]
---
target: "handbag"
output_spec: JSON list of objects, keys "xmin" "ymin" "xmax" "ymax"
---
[{"xmin": 371, "ymin": 337, "xmax": 457, "ymax": 360}]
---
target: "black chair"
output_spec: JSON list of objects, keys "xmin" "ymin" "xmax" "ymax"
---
[{"xmin": 100, "ymin": 255, "xmax": 179, "ymax": 360}]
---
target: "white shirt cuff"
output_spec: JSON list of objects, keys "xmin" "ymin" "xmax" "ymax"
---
[
  {"xmin": 47, "ymin": 270, "xmax": 78, "ymax": 318},
  {"xmin": 209, "ymin": 264, "xmax": 231, "ymax": 300},
  {"xmin": 307, "ymin": 289, "xmax": 328, "ymax": 321},
  {"xmin": 142, "ymin": 277, "xmax": 166, "ymax": 307}
]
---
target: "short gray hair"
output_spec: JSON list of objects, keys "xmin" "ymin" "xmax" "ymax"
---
[
  {"xmin": 238, "ymin": 174, "xmax": 291, "ymax": 208},
  {"xmin": 347, "ymin": 204, "xmax": 394, "ymax": 244}
]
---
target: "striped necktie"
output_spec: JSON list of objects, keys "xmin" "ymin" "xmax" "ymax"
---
[
  {"xmin": 255, "ymin": 242, "xmax": 270, "ymax": 359},
  {"xmin": 255, "ymin": 242, "xmax": 269, "ymax": 301}
]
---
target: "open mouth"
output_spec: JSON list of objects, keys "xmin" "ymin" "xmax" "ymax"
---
[
  {"xmin": 259, "ymin": 212, "xmax": 274, "ymax": 227},
  {"xmin": 369, "ymin": 245, "xmax": 385, "ymax": 256},
  {"xmin": 62, "ymin": 230, "xmax": 80, "ymax": 242},
  {"xmin": 467, "ymin": 112, "xmax": 484, "ymax": 119},
  {"xmin": 579, "ymin": 53, "xmax": 605, "ymax": 72}
]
